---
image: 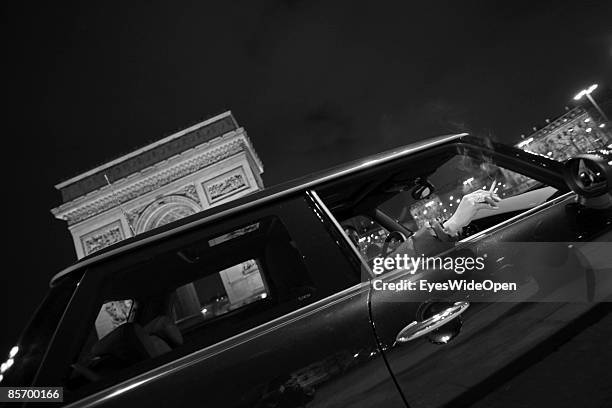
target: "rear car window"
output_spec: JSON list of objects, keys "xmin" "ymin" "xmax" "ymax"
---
[{"xmin": 61, "ymin": 215, "xmax": 314, "ymax": 398}]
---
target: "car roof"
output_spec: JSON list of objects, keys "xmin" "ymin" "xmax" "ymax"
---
[{"xmin": 51, "ymin": 132, "xmax": 470, "ymax": 285}]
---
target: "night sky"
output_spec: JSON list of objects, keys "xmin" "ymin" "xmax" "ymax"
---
[{"xmin": 3, "ymin": 1, "xmax": 611, "ymax": 355}]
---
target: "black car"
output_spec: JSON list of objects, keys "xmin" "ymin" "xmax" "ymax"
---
[{"xmin": 2, "ymin": 134, "xmax": 611, "ymax": 407}]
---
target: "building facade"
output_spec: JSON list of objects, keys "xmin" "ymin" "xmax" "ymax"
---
[
  {"xmin": 514, "ymin": 106, "xmax": 611, "ymax": 161},
  {"xmin": 51, "ymin": 111, "xmax": 264, "ymax": 259}
]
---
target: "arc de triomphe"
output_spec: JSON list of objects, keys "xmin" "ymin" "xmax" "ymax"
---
[{"xmin": 51, "ymin": 111, "xmax": 264, "ymax": 259}]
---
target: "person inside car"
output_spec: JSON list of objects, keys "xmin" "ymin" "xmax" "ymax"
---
[{"xmin": 388, "ymin": 182, "xmax": 501, "ymax": 258}]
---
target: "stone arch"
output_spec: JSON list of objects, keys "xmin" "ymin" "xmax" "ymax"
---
[{"xmin": 135, "ymin": 195, "xmax": 201, "ymax": 233}]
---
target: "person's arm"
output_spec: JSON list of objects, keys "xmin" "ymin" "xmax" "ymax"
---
[
  {"xmin": 442, "ymin": 181, "xmax": 501, "ymax": 236},
  {"xmin": 407, "ymin": 184, "xmax": 501, "ymax": 256}
]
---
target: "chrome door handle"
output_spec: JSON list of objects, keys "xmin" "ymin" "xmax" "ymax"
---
[{"xmin": 395, "ymin": 301, "xmax": 470, "ymax": 343}]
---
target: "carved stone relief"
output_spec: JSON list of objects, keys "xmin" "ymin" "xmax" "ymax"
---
[
  {"xmin": 80, "ymin": 220, "xmax": 125, "ymax": 256},
  {"xmin": 203, "ymin": 166, "xmax": 250, "ymax": 204},
  {"xmin": 125, "ymin": 183, "xmax": 201, "ymax": 231},
  {"xmin": 135, "ymin": 195, "xmax": 201, "ymax": 233}
]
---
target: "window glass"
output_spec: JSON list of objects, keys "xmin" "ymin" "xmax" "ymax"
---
[
  {"xmin": 323, "ymin": 150, "xmax": 561, "ymax": 269},
  {"xmin": 173, "ymin": 259, "xmax": 269, "ymax": 327},
  {"xmin": 378, "ymin": 154, "xmax": 558, "ymax": 235},
  {"xmin": 63, "ymin": 215, "xmax": 312, "ymax": 395}
]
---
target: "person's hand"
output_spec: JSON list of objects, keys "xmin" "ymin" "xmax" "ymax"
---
[{"xmin": 443, "ymin": 181, "xmax": 502, "ymax": 236}]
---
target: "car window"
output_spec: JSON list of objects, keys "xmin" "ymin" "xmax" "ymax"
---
[
  {"xmin": 61, "ymin": 215, "xmax": 316, "ymax": 397},
  {"xmin": 319, "ymin": 149, "xmax": 563, "ymax": 272},
  {"xmin": 378, "ymin": 154, "xmax": 559, "ymax": 236}
]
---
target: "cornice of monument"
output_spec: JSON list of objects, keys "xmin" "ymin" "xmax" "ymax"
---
[
  {"xmin": 55, "ymin": 111, "xmax": 240, "ymax": 202},
  {"xmin": 51, "ymin": 131, "xmax": 259, "ymax": 225}
]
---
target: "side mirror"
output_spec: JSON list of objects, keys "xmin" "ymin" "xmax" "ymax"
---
[{"xmin": 563, "ymin": 150, "xmax": 612, "ymax": 207}]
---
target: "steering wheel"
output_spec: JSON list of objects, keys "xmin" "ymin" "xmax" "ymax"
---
[{"xmin": 381, "ymin": 231, "xmax": 408, "ymax": 256}]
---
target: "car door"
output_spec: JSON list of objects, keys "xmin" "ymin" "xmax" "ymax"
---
[
  {"xmin": 310, "ymin": 140, "xmax": 611, "ymax": 408},
  {"xmin": 368, "ymin": 166, "xmax": 611, "ymax": 406},
  {"xmin": 33, "ymin": 193, "xmax": 405, "ymax": 408}
]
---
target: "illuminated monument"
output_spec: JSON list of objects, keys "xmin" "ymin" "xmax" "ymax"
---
[{"xmin": 51, "ymin": 111, "xmax": 264, "ymax": 259}]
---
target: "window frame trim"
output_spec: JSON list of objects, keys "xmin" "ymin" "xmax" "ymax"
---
[{"xmin": 307, "ymin": 190, "xmax": 375, "ymax": 278}]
